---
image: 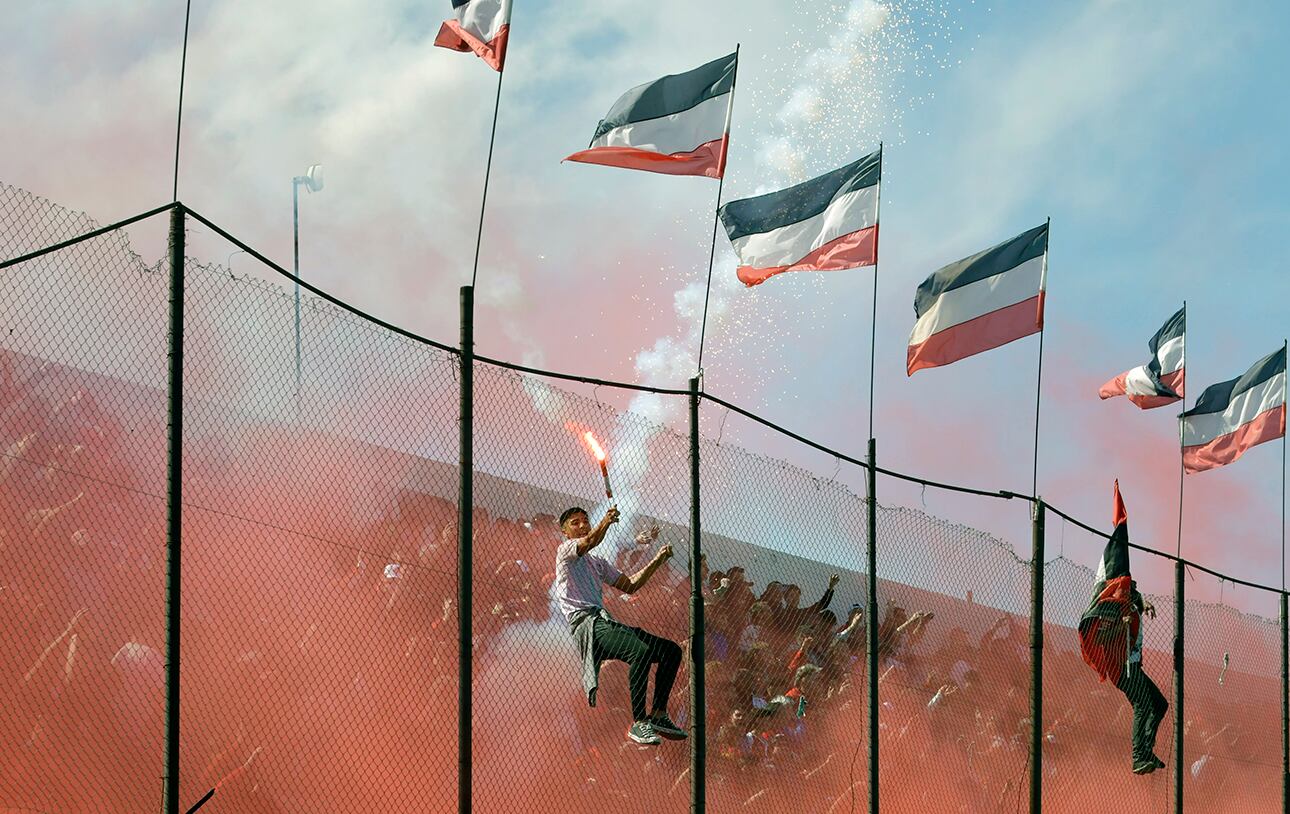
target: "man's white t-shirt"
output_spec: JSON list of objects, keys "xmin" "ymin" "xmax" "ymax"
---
[{"xmin": 554, "ymin": 537, "xmax": 623, "ymax": 625}]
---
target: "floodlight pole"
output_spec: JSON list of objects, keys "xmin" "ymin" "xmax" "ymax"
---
[{"xmin": 292, "ymin": 177, "xmax": 303, "ymax": 392}]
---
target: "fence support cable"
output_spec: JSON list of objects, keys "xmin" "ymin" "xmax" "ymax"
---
[{"xmin": 0, "ymin": 203, "xmax": 175, "ymax": 271}]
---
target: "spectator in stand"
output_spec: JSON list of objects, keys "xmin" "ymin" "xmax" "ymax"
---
[
  {"xmin": 980, "ymin": 614, "xmax": 1027, "ymax": 676},
  {"xmin": 877, "ymin": 600, "xmax": 933, "ymax": 662},
  {"xmin": 708, "ymin": 570, "xmax": 726, "ymax": 596},
  {"xmin": 722, "ymin": 567, "xmax": 755, "ymax": 614},
  {"xmin": 783, "ymin": 664, "xmax": 821, "ymax": 714},
  {"xmin": 738, "ymin": 602, "xmax": 771, "ymax": 653},
  {"xmin": 835, "ymin": 604, "xmax": 865, "ymax": 656},
  {"xmin": 716, "ymin": 709, "xmax": 753, "ymax": 764},
  {"xmin": 776, "ymin": 574, "xmax": 840, "ymax": 635},
  {"xmin": 757, "ymin": 581, "xmax": 785, "ymax": 613},
  {"xmin": 619, "ymin": 525, "xmax": 660, "ymax": 577}
]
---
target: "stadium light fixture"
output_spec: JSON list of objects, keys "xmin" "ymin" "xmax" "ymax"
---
[{"xmin": 292, "ymin": 164, "xmax": 323, "ymax": 390}]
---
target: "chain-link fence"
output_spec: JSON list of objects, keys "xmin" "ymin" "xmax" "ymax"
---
[
  {"xmin": 178, "ymin": 234, "xmax": 464, "ymax": 812},
  {"xmin": 1, "ymin": 185, "xmax": 1287, "ymax": 813},
  {"xmin": 1183, "ymin": 572, "xmax": 1282, "ymax": 813},
  {"xmin": 876, "ymin": 500, "xmax": 1034, "ymax": 814},
  {"xmin": 695, "ymin": 404, "xmax": 871, "ymax": 813},
  {"xmin": 0, "ymin": 185, "xmax": 170, "ymax": 813}
]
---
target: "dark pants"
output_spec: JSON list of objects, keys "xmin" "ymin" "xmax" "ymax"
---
[
  {"xmin": 1116, "ymin": 662, "xmax": 1168, "ymax": 761},
  {"xmin": 592, "ymin": 617, "xmax": 682, "ymax": 722}
]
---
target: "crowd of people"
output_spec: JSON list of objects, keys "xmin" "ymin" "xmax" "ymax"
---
[{"xmin": 0, "ymin": 349, "xmax": 1283, "ymax": 813}]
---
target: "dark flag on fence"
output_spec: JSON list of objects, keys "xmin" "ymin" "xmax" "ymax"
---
[
  {"xmin": 906, "ymin": 223, "xmax": 1048, "ymax": 375},
  {"xmin": 1078, "ymin": 480, "xmax": 1137, "ymax": 685},
  {"xmin": 434, "ymin": 0, "xmax": 512, "ymax": 71},
  {"xmin": 564, "ymin": 52, "xmax": 737, "ymax": 179},
  {"xmin": 1181, "ymin": 346, "xmax": 1286, "ymax": 474},
  {"xmin": 1099, "ymin": 306, "xmax": 1185, "ymax": 409},
  {"xmin": 718, "ymin": 149, "xmax": 880, "ymax": 287}
]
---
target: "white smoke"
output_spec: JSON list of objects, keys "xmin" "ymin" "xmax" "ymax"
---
[
  {"xmin": 478, "ymin": 262, "xmax": 569, "ymax": 422},
  {"xmin": 765, "ymin": 0, "xmax": 895, "ymax": 182},
  {"xmin": 519, "ymin": 370, "xmax": 566, "ymax": 425},
  {"xmin": 602, "ymin": 0, "xmax": 973, "ymax": 551},
  {"xmin": 514, "ymin": 0, "xmax": 969, "ymax": 565},
  {"xmin": 623, "ymin": 0, "xmax": 903, "ymax": 410}
]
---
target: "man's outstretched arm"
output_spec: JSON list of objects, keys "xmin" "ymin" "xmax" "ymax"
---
[
  {"xmin": 809, "ymin": 573, "xmax": 841, "ymax": 612},
  {"xmin": 576, "ymin": 505, "xmax": 620, "ymax": 556},
  {"xmin": 614, "ymin": 544, "xmax": 673, "ymax": 594}
]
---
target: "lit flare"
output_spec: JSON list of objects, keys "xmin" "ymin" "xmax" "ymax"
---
[{"xmin": 582, "ymin": 432, "xmax": 613, "ymax": 498}]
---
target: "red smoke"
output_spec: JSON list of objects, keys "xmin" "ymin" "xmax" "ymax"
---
[{"xmin": 1, "ymin": 343, "xmax": 1283, "ymax": 813}]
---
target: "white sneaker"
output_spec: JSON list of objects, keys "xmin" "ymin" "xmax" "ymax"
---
[{"xmin": 627, "ymin": 720, "xmax": 661, "ymax": 745}]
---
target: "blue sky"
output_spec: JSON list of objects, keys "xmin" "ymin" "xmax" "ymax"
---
[{"xmin": 3, "ymin": 0, "xmax": 1288, "ymax": 598}]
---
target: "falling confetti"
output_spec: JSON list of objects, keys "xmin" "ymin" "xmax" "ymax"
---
[{"xmin": 628, "ymin": 0, "xmax": 982, "ymax": 412}]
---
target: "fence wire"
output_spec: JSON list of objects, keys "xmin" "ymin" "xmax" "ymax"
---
[
  {"xmin": 874, "ymin": 499, "xmax": 1033, "ymax": 814},
  {"xmin": 178, "ymin": 238, "xmax": 462, "ymax": 812},
  {"xmin": 469, "ymin": 362, "xmax": 692, "ymax": 812},
  {"xmin": 1, "ymin": 184, "xmax": 1288, "ymax": 814},
  {"xmin": 0, "ymin": 184, "xmax": 169, "ymax": 813},
  {"xmin": 1182, "ymin": 571, "xmax": 1281, "ymax": 813},
  {"xmin": 695, "ymin": 404, "xmax": 871, "ymax": 813}
]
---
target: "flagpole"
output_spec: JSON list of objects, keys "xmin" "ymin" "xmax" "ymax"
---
[
  {"xmin": 172, "ymin": 0, "xmax": 193, "ymax": 201},
  {"xmin": 1031, "ymin": 217, "xmax": 1050, "ymax": 498},
  {"xmin": 1173, "ymin": 302, "xmax": 1190, "ymax": 814},
  {"xmin": 470, "ymin": 65, "xmax": 506, "ymax": 288},
  {"xmin": 460, "ymin": 49, "xmax": 505, "ymax": 814},
  {"xmin": 1282, "ymin": 337, "xmax": 1288, "ymax": 814},
  {"xmin": 696, "ymin": 44, "xmax": 740, "ymax": 380},
  {"xmin": 867, "ymin": 143, "xmax": 883, "ymax": 441},
  {"xmin": 1177, "ymin": 300, "xmax": 1187, "ymax": 559}
]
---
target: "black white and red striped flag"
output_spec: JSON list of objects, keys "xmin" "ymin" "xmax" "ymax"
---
[
  {"xmin": 1078, "ymin": 480, "xmax": 1137, "ymax": 685},
  {"xmin": 565, "ymin": 52, "xmax": 737, "ymax": 179},
  {"xmin": 719, "ymin": 149, "xmax": 880, "ymax": 287},
  {"xmin": 906, "ymin": 223, "xmax": 1048, "ymax": 375},
  {"xmin": 434, "ymin": 0, "xmax": 511, "ymax": 71},
  {"xmin": 1099, "ymin": 306, "xmax": 1185, "ymax": 409},
  {"xmin": 1181, "ymin": 347, "xmax": 1286, "ymax": 474}
]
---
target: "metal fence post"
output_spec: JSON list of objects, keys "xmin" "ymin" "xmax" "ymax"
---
[
  {"xmin": 1282, "ymin": 591, "xmax": 1288, "ymax": 814},
  {"xmin": 689, "ymin": 376, "xmax": 705, "ymax": 813},
  {"xmin": 162, "ymin": 203, "xmax": 185, "ymax": 814},
  {"xmin": 866, "ymin": 437, "xmax": 879, "ymax": 813},
  {"xmin": 1030, "ymin": 499, "xmax": 1045, "ymax": 814},
  {"xmin": 458, "ymin": 285, "xmax": 474, "ymax": 814},
  {"xmin": 1174, "ymin": 560, "xmax": 1185, "ymax": 813}
]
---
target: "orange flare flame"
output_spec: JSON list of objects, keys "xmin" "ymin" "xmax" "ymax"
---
[{"xmin": 583, "ymin": 432, "xmax": 607, "ymax": 462}]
